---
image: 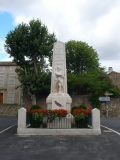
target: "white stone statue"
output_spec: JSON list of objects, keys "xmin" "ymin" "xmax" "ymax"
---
[{"xmin": 55, "ymin": 67, "xmax": 64, "ymax": 93}]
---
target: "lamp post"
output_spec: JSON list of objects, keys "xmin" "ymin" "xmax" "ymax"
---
[{"xmin": 105, "ymin": 91, "xmax": 109, "ymax": 118}]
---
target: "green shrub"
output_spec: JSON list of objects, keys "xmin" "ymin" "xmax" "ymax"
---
[
  {"xmin": 30, "ymin": 104, "xmax": 42, "ymax": 110},
  {"xmin": 71, "ymin": 106, "xmax": 79, "ymax": 114},
  {"xmin": 16, "ymin": 111, "xmax": 18, "ymax": 118},
  {"xmin": 108, "ymin": 88, "xmax": 120, "ymax": 98},
  {"xmin": 78, "ymin": 104, "xmax": 87, "ymax": 110},
  {"xmin": 88, "ymin": 93, "xmax": 102, "ymax": 109},
  {"xmin": 29, "ymin": 104, "xmax": 41, "ymax": 127},
  {"xmin": 71, "ymin": 104, "xmax": 87, "ymax": 114}
]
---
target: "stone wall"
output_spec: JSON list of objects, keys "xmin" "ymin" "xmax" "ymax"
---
[
  {"xmin": 0, "ymin": 104, "xmax": 20, "ymax": 115},
  {"xmin": 108, "ymin": 71, "xmax": 120, "ymax": 88},
  {"xmin": 100, "ymin": 98, "xmax": 120, "ymax": 118},
  {"xmin": 1, "ymin": 96, "xmax": 120, "ymax": 118},
  {"xmin": 22, "ymin": 95, "xmax": 92, "ymax": 109}
]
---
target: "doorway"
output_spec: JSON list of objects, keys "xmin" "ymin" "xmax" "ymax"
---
[{"xmin": 0, "ymin": 93, "xmax": 3, "ymax": 103}]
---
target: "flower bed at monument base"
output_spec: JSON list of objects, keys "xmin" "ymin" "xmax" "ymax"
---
[
  {"xmin": 26, "ymin": 108, "xmax": 72, "ymax": 128},
  {"xmin": 25, "ymin": 108, "xmax": 93, "ymax": 129}
]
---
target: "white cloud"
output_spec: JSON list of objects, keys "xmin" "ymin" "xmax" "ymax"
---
[
  {"xmin": 0, "ymin": 39, "xmax": 5, "ymax": 52},
  {"xmin": 1, "ymin": 55, "xmax": 13, "ymax": 61},
  {"xmin": 100, "ymin": 59, "xmax": 120, "ymax": 73},
  {"xmin": 0, "ymin": 0, "xmax": 120, "ymax": 72},
  {"xmin": 0, "ymin": 38, "xmax": 13, "ymax": 61},
  {"xmin": 14, "ymin": 15, "xmax": 32, "ymax": 25}
]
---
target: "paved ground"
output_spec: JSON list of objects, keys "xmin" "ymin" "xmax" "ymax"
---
[
  {"xmin": 0, "ymin": 115, "xmax": 17, "ymax": 132},
  {"xmin": 101, "ymin": 118, "xmax": 120, "ymax": 132},
  {"xmin": 0, "ymin": 116, "xmax": 120, "ymax": 160}
]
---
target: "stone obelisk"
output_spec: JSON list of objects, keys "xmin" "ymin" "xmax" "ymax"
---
[{"xmin": 46, "ymin": 41, "xmax": 72, "ymax": 112}]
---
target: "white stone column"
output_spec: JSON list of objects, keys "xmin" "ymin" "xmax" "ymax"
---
[
  {"xmin": 18, "ymin": 107, "xmax": 26, "ymax": 129},
  {"xmin": 92, "ymin": 108, "xmax": 100, "ymax": 129},
  {"xmin": 46, "ymin": 41, "xmax": 72, "ymax": 111}
]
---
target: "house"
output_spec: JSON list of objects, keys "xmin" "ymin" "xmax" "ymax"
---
[
  {"xmin": 107, "ymin": 67, "xmax": 120, "ymax": 88},
  {"xmin": 0, "ymin": 61, "xmax": 21, "ymax": 104}
]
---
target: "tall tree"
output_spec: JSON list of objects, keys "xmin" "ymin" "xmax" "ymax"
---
[
  {"xmin": 5, "ymin": 19, "xmax": 57, "ymax": 104},
  {"xmin": 65, "ymin": 40, "xmax": 99, "ymax": 74}
]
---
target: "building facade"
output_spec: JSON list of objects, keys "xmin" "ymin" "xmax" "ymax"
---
[
  {"xmin": 107, "ymin": 68, "xmax": 120, "ymax": 89},
  {"xmin": 0, "ymin": 62, "xmax": 21, "ymax": 104}
]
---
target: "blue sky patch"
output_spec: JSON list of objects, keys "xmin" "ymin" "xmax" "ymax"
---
[
  {"xmin": 0, "ymin": 52, "xmax": 7, "ymax": 60},
  {"xmin": 0, "ymin": 12, "xmax": 15, "ymax": 39},
  {"xmin": 0, "ymin": 12, "xmax": 15, "ymax": 61}
]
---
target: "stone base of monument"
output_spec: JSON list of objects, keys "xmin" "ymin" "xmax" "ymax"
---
[
  {"xmin": 17, "ymin": 128, "xmax": 101, "ymax": 135},
  {"xmin": 17, "ymin": 108, "xmax": 101, "ymax": 135},
  {"xmin": 47, "ymin": 117, "xmax": 71, "ymax": 129},
  {"xmin": 46, "ymin": 93, "xmax": 72, "ymax": 111}
]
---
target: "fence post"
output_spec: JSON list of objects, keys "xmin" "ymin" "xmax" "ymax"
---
[
  {"xmin": 18, "ymin": 107, "xmax": 26, "ymax": 129},
  {"xmin": 92, "ymin": 108, "xmax": 100, "ymax": 129}
]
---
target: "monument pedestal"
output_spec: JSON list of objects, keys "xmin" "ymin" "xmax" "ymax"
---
[{"xmin": 46, "ymin": 93, "xmax": 72, "ymax": 112}]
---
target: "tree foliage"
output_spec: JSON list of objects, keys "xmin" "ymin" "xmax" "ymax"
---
[
  {"xmin": 65, "ymin": 40, "xmax": 120, "ymax": 108},
  {"xmin": 65, "ymin": 40, "xmax": 99, "ymax": 74},
  {"xmin": 5, "ymin": 19, "xmax": 56, "ymax": 74},
  {"xmin": 67, "ymin": 69, "xmax": 114, "ymax": 95},
  {"xmin": 67, "ymin": 69, "xmax": 120, "ymax": 108},
  {"xmin": 4, "ymin": 19, "xmax": 56, "ymax": 103}
]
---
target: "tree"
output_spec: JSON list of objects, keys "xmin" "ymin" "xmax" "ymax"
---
[
  {"xmin": 65, "ymin": 40, "xmax": 99, "ymax": 74},
  {"xmin": 5, "ymin": 19, "xmax": 57, "ymax": 104},
  {"xmin": 67, "ymin": 69, "xmax": 120, "ymax": 108}
]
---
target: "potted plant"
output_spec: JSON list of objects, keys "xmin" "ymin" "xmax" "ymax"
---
[
  {"xmin": 72, "ymin": 108, "xmax": 92, "ymax": 128},
  {"xmin": 30, "ymin": 109, "xmax": 47, "ymax": 128},
  {"xmin": 25, "ymin": 107, "xmax": 30, "ymax": 125}
]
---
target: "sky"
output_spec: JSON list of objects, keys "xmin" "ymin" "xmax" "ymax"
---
[{"xmin": 0, "ymin": 0, "xmax": 120, "ymax": 72}]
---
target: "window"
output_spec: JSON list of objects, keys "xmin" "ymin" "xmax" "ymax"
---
[
  {"xmin": 9, "ymin": 66, "xmax": 16, "ymax": 72},
  {"xmin": 7, "ymin": 92, "xmax": 14, "ymax": 103},
  {"xmin": 0, "ymin": 67, "xmax": 5, "ymax": 72},
  {"xmin": 0, "ymin": 76, "xmax": 4, "ymax": 86},
  {"xmin": 8, "ymin": 76, "xmax": 15, "ymax": 86}
]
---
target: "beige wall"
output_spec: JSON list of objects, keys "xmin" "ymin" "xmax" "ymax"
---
[{"xmin": 0, "ymin": 65, "xmax": 21, "ymax": 104}]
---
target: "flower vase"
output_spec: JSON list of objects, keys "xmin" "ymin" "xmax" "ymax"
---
[
  {"xmin": 30, "ymin": 120, "xmax": 42, "ymax": 128},
  {"xmin": 75, "ymin": 118, "xmax": 88, "ymax": 128},
  {"xmin": 26, "ymin": 112, "xmax": 30, "ymax": 125}
]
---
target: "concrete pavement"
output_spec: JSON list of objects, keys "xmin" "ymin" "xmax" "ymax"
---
[
  {"xmin": 0, "ymin": 125, "xmax": 120, "ymax": 160},
  {"xmin": 0, "ymin": 116, "xmax": 120, "ymax": 160}
]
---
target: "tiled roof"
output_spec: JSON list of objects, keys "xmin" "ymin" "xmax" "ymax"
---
[
  {"xmin": 0, "ymin": 61, "xmax": 17, "ymax": 66},
  {"xmin": 108, "ymin": 71, "xmax": 120, "ymax": 75}
]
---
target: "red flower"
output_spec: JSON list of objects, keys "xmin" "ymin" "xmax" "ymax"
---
[
  {"xmin": 73, "ymin": 108, "xmax": 91, "ymax": 116},
  {"xmin": 31, "ymin": 109, "xmax": 47, "ymax": 116},
  {"xmin": 52, "ymin": 109, "xmax": 68, "ymax": 117},
  {"xmin": 25, "ymin": 107, "xmax": 30, "ymax": 113}
]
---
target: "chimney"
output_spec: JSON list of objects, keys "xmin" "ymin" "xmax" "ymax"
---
[{"xmin": 108, "ymin": 67, "xmax": 113, "ymax": 73}]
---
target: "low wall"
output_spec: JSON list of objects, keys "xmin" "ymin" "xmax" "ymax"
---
[
  {"xmin": 0, "ymin": 104, "xmax": 20, "ymax": 115},
  {"xmin": 100, "ymin": 98, "xmax": 120, "ymax": 118},
  {"xmin": 0, "ymin": 96, "xmax": 120, "ymax": 118},
  {"xmin": 23, "ymin": 95, "xmax": 92, "ymax": 109}
]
